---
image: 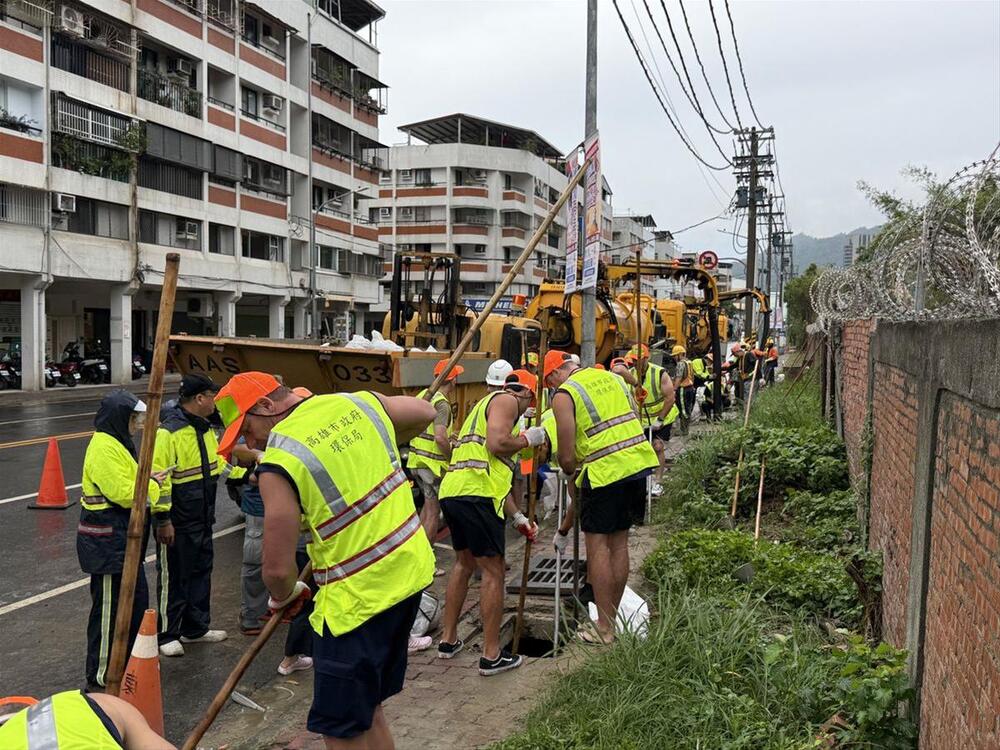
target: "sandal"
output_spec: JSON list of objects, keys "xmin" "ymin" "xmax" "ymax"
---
[{"xmin": 576, "ymin": 626, "xmax": 614, "ymax": 646}]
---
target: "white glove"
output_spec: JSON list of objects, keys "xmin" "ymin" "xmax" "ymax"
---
[
  {"xmin": 557, "ymin": 468, "xmax": 573, "ymax": 481},
  {"xmin": 523, "ymin": 426, "xmax": 547, "ymax": 447},
  {"xmin": 553, "ymin": 530, "xmax": 569, "ymax": 555},
  {"xmin": 267, "ymin": 580, "xmax": 309, "ymax": 611},
  {"xmin": 512, "ymin": 512, "xmax": 539, "ymax": 542},
  {"xmin": 523, "ymin": 407, "xmax": 536, "ymax": 419}
]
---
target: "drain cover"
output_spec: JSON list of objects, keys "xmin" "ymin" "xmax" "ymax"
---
[{"xmin": 506, "ymin": 555, "xmax": 587, "ymax": 595}]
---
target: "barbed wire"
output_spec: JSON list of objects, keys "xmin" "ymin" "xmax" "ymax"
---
[{"xmin": 811, "ymin": 143, "xmax": 1000, "ymax": 327}]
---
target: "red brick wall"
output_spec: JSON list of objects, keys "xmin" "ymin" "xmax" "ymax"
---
[
  {"xmin": 868, "ymin": 363, "xmax": 917, "ymax": 647},
  {"xmin": 920, "ymin": 394, "xmax": 1000, "ymax": 749},
  {"xmin": 839, "ymin": 319, "xmax": 876, "ymax": 482}
]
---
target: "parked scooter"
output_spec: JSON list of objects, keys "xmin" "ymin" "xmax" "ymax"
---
[
  {"xmin": 62, "ymin": 342, "xmax": 109, "ymax": 384},
  {"xmin": 44, "ymin": 361, "xmax": 60, "ymax": 388},
  {"xmin": 131, "ymin": 353, "xmax": 147, "ymax": 380},
  {"xmin": 0, "ymin": 358, "xmax": 17, "ymax": 390},
  {"xmin": 51, "ymin": 356, "xmax": 81, "ymax": 387}
]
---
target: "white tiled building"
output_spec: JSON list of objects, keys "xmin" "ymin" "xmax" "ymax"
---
[{"xmin": 0, "ymin": 0, "xmax": 388, "ymax": 389}]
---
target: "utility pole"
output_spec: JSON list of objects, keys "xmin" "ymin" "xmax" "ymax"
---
[
  {"xmin": 743, "ymin": 127, "xmax": 759, "ymax": 337},
  {"xmin": 580, "ymin": 0, "xmax": 598, "ymax": 366}
]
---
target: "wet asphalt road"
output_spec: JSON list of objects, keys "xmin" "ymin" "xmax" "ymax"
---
[{"xmin": 0, "ymin": 392, "xmax": 288, "ymax": 746}]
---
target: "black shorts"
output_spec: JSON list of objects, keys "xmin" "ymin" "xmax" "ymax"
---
[
  {"xmin": 308, "ymin": 593, "xmax": 421, "ymax": 739},
  {"xmin": 579, "ymin": 472, "xmax": 650, "ymax": 534},
  {"xmin": 646, "ymin": 422, "xmax": 672, "ymax": 443},
  {"xmin": 440, "ymin": 496, "xmax": 505, "ymax": 558}
]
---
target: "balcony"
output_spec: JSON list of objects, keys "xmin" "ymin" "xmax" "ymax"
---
[
  {"xmin": 51, "ymin": 34, "xmax": 129, "ymax": 92},
  {"xmin": 0, "ymin": 183, "xmax": 47, "ymax": 228},
  {"xmin": 52, "ymin": 134, "xmax": 131, "ymax": 182},
  {"xmin": 138, "ymin": 68, "xmax": 202, "ymax": 118},
  {"xmin": 53, "ymin": 95, "xmax": 136, "ymax": 148}
]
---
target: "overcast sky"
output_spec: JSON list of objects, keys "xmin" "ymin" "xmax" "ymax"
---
[{"xmin": 376, "ymin": 0, "xmax": 1000, "ymax": 255}]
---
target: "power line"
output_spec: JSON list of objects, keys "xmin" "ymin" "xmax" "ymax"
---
[
  {"xmin": 676, "ymin": 0, "xmax": 737, "ymax": 131},
  {"xmin": 707, "ymin": 0, "xmax": 744, "ymax": 130},
  {"xmin": 611, "ymin": 0, "xmax": 731, "ymax": 172},
  {"xmin": 723, "ymin": 0, "xmax": 765, "ymax": 129}
]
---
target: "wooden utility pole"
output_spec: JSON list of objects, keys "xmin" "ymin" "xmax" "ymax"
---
[{"xmin": 743, "ymin": 127, "xmax": 759, "ymax": 337}]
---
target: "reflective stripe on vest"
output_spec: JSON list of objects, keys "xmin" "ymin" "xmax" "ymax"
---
[
  {"xmin": 172, "ymin": 460, "xmax": 219, "ymax": 480},
  {"xmin": 406, "ymin": 389, "xmax": 451, "ymax": 476},
  {"xmin": 559, "ymin": 368, "xmax": 658, "ymax": 489},
  {"xmin": 439, "ymin": 391, "xmax": 515, "ymax": 512},
  {"xmin": 0, "ymin": 690, "xmax": 123, "ymax": 750},
  {"xmin": 260, "ymin": 393, "xmax": 434, "ymax": 637},
  {"xmin": 25, "ymin": 698, "xmax": 58, "ymax": 750},
  {"xmin": 81, "ymin": 496, "xmax": 112, "ymax": 511}
]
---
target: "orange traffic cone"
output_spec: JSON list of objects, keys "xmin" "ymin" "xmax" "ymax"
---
[
  {"xmin": 28, "ymin": 439, "xmax": 75, "ymax": 510},
  {"xmin": 119, "ymin": 609, "xmax": 164, "ymax": 737}
]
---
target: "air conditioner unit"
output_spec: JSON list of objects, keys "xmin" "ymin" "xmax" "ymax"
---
[
  {"xmin": 58, "ymin": 6, "xmax": 85, "ymax": 37},
  {"xmin": 399, "ymin": 169, "xmax": 412, "ymax": 181},
  {"xmin": 168, "ymin": 58, "xmax": 194, "ymax": 77},
  {"xmin": 398, "ymin": 244, "xmax": 412, "ymax": 251},
  {"xmin": 379, "ymin": 207, "xmax": 392, "ymax": 219},
  {"xmin": 187, "ymin": 294, "xmax": 214, "ymax": 318},
  {"xmin": 330, "ymin": 194, "xmax": 343, "ymax": 208},
  {"xmin": 176, "ymin": 220, "xmax": 199, "ymax": 240},
  {"xmin": 52, "ymin": 193, "xmax": 76, "ymax": 213},
  {"xmin": 262, "ymin": 94, "xmax": 283, "ymax": 112}
]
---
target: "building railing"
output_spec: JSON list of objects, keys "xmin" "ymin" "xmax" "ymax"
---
[
  {"xmin": 243, "ymin": 185, "xmax": 287, "ymax": 203},
  {"xmin": 52, "ymin": 135, "xmax": 131, "ymax": 182},
  {"xmin": 0, "ymin": 183, "xmax": 47, "ymax": 227},
  {"xmin": 206, "ymin": 0, "xmax": 236, "ymax": 29},
  {"xmin": 240, "ymin": 32, "xmax": 285, "ymax": 62},
  {"xmin": 138, "ymin": 68, "xmax": 202, "ymax": 118},
  {"xmin": 207, "ymin": 95, "xmax": 234, "ymax": 111},
  {"xmin": 241, "ymin": 107, "xmax": 286, "ymax": 133},
  {"xmin": 51, "ymin": 34, "xmax": 129, "ymax": 93},
  {"xmin": 54, "ymin": 97, "xmax": 132, "ymax": 148}
]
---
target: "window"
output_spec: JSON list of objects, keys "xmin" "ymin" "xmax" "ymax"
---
[
  {"xmin": 240, "ymin": 87, "xmax": 258, "ymax": 117},
  {"xmin": 242, "ymin": 156, "xmax": 287, "ymax": 195},
  {"xmin": 241, "ymin": 229, "xmax": 284, "ymax": 261},
  {"xmin": 139, "ymin": 210, "xmax": 201, "ymax": 250},
  {"xmin": 319, "ymin": 245, "xmax": 338, "ymax": 270},
  {"xmin": 209, "ymin": 223, "xmax": 235, "ymax": 255},
  {"xmin": 138, "ymin": 157, "xmax": 203, "ymax": 199},
  {"xmin": 243, "ymin": 14, "xmax": 259, "ymax": 45},
  {"xmin": 504, "ymin": 174, "xmax": 512, "ymax": 190},
  {"xmin": 313, "ymin": 185, "xmax": 345, "ymax": 212},
  {"xmin": 414, "ymin": 168, "xmax": 431, "ymax": 186},
  {"xmin": 379, "ymin": 171, "xmax": 391, "ymax": 185},
  {"xmin": 57, "ymin": 197, "xmax": 128, "ymax": 239}
]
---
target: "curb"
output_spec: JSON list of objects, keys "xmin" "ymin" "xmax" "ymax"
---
[{"xmin": 0, "ymin": 374, "xmax": 182, "ymax": 408}]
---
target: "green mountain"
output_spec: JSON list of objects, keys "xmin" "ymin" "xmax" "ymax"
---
[{"xmin": 791, "ymin": 226, "xmax": 882, "ymax": 271}]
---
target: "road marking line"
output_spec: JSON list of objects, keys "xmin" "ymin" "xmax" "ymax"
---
[
  {"xmin": 0, "ymin": 522, "xmax": 246, "ymax": 617},
  {"xmin": 0, "ymin": 483, "xmax": 83, "ymax": 506},
  {"xmin": 0, "ymin": 412, "xmax": 92, "ymax": 427},
  {"xmin": 0, "ymin": 430, "xmax": 94, "ymax": 450}
]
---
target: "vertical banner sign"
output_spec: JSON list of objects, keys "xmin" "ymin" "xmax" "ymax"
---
[
  {"xmin": 581, "ymin": 132, "xmax": 601, "ymax": 289},
  {"xmin": 564, "ymin": 153, "xmax": 580, "ymax": 294}
]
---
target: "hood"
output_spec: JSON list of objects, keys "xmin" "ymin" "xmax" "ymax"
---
[
  {"xmin": 94, "ymin": 390, "xmax": 141, "ymax": 458},
  {"xmin": 160, "ymin": 400, "xmax": 213, "ymax": 434}
]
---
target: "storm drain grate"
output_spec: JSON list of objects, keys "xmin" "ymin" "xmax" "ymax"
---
[{"xmin": 506, "ymin": 555, "xmax": 587, "ymax": 595}]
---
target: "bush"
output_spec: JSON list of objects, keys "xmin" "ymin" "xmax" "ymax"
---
[
  {"xmin": 643, "ymin": 530, "xmax": 860, "ymax": 626},
  {"xmin": 782, "ymin": 490, "xmax": 860, "ymax": 553}
]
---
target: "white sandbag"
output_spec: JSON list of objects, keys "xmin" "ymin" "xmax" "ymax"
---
[
  {"xmin": 410, "ymin": 591, "xmax": 441, "ymax": 636},
  {"xmin": 588, "ymin": 584, "xmax": 649, "ymax": 637},
  {"xmin": 344, "ymin": 334, "xmax": 373, "ymax": 349},
  {"xmin": 369, "ymin": 330, "xmax": 404, "ymax": 351}
]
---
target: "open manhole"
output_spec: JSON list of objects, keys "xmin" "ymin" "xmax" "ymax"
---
[{"xmin": 506, "ymin": 555, "xmax": 587, "ymax": 595}]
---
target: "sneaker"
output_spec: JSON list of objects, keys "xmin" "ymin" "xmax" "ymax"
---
[
  {"xmin": 408, "ymin": 635, "xmax": 433, "ymax": 654},
  {"xmin": 478, "ymin": 649, "xmax": 523, "ymax": 676},
  {"xmin": 181, "ymin": 629, "xmax": 228, "ymax": 644},
  {"xmin": 651, "ymin": 483, "xmax": 664, "ymax": 497},
  {"xmin": 437, "ymin": 639, "xmax": 464, "ymax": 659},
  {"xmin": 277, "ymin": 655, "xmax": 313, "ymax": 676},
  {"xmin": 158, "ymin": 640, "xmax": 185, "ymax": 657}
]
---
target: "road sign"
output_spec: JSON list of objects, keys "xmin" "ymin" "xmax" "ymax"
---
[{"xmin": 698, "ymin": 250, "xmax": 719, "ymax": 270}]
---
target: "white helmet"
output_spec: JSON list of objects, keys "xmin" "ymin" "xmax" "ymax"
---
[{"xmin": 486, "ymin": 359, "xmax": 513, "ymax": 386}]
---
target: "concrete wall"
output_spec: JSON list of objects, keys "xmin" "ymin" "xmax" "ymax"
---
[{"xmin": 829, "ymin": 318, "xmax": 1000, "ymax": 749}]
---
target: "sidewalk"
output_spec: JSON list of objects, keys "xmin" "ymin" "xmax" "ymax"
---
[
  {"xmin": 198, "ymin": 420, "xmax": 710, "ymax": 750},
  {"xmin": 0, "ymin": 373, "xmax": 181, "ymax": 408}
]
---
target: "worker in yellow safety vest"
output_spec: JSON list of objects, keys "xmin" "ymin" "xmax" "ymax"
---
[
  {"xmin": 544, "ymin": 350, "xmax": 659, "ymax": 645},
  {"xmin": 436, "ymin": 369, "xmax": 541, "ymax": 676},
  {"xmin": 214, "ymin": 372, "xmax": 436, "ymax": 748},
  {"xmin": 671, "ymin": 345, "xmax": 695, "ymax": 436},
  {"xmin": 612, "ymin": 344, "xmax": 677, "ymax": 496},
  {"xmin": 152, "ymin": 374, "xmax": 229, "ymax": 658},
  {"xmin": 407, "ymin": 359, "xmax": 462, "ymax": 559},
  {"xmin": 0, "ymin": 691, "xmax": 174, "ymax": 749},
  {"xmin": 77, "ymin": 390, "xmax": 169, "ymax": 691}
]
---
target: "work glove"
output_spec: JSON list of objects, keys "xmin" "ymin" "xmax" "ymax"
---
[
  {"xmin": 523, "ymin": 426, "xmax": 547, "ymax": 447},
  {"xmin": 154, "ymin": 521, "xmax": 175, "ymax": 547},
  {"xmin": 512, "ymin": 512, "xmax": 539, "ymax": 543},
  {"xmin": 553, "ymin": 529, "xmax": 569, "ymax": 555},
  {"xmin": 268, "ymin": 581, "xmax": 312, "ymax": 621},
  {"xmin": 523, "ymin": 406, "xmax": 536, "ymax": 419}
]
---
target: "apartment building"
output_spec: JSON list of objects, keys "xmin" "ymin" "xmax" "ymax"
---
[
  {"xmin": 367, "ymin": 113, "xmax": 571, "ymax": 326},
  {"xmin": 0, "ymin": 0, "xmax": 387, "ymax": 389}
]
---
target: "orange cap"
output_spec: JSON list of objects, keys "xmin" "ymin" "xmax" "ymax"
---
[
  {"xmin": 214, "ymin": 371, "xmax": 282, "ymax": 458},
  {"xmin": 505, "ymin": 369, "xmax": 537, "ymax": 405},
  {"xmin": 594, "ymin": 363, "xmax": 606, "ymax": 370},
  {"xmin": 628, "ymin": 344, "xmax": 650, "ymax": 359},
  {"xmin": 610, "ymin": 357, "xmax": 627, "ymax": 369},
  {"xmin": 433, "ymin": 359, "xmax": 464, "ymax": 381},
  {"xmin": 543, "ymin": 350, "xmax": 573, "ymax": 379}
]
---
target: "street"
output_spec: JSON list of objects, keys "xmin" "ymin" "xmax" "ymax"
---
[{"xmin": 0, "ymin": 392, "xmax": 288, "ymax": 746}]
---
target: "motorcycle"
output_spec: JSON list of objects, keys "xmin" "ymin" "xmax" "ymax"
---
[
  {"xmin": 44, "ymin": 362, "xmax": 59, "ymax": 388},
  {"xmin": 0, "ymin": 359, "xmax": 16, "ymax": 390},
  {"xmin": 52, "ymin": 358, "xmax": 81, "ymax": 387},
  {"xmin": 63, "ymin": 342, "xmax": 109, "ymax": 385},
  {"xmin": 131, "ymin": 353, "xmax": 147, "ymax": 380}
]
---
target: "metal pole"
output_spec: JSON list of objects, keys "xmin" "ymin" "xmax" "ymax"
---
[
  {"xmin": 761, "ymin": 196, "xmax": 773, "ymax": 347},
  {"xmin": 743, "ymin": 128, "xmax": 759, "ymax": 337},
  {"xmin": 307, "ymin": 12, "xmax": 319, "ymax": 339},
  {"xmin": 580, "ymin": 0, "xmax": 598, "ymax": 366},
  {"xmin": 553, "ymin": 478, "xmax": 564, "ymax": 653}
]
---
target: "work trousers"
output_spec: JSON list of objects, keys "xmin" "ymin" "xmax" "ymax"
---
[
  {"xmin": 240, "ymin": 515, "xmax": 268, "ymax": 630},
  {"xmin": 156, "ymin": 527, "xmax": 213, "ymax": 644},
  {"xmin": 86, "ymin": 567, "xmax": 148, "ymax": 688}
]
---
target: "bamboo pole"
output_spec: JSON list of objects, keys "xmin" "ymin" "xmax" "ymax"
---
[
  {"xmin": 729, "ymin": 357, "xmax": 761, "ymax": 518},
  {"xmin": 513, "ymin": 309, "xmax": 550, "ymax": 654},
  {"xmin": 424, "ymin": 157, "xmax": 591, "ymax": 397},
  {"xmin": 753, "ymin": 458, "xmax": 767, "ymax": 541},
  {"xmin": 184, "ymin": 166, "xmax": 592, "ymax": 747},
  {"xmin": 106, "ymin": 253, "xmax": 180, "ymax": 697}
]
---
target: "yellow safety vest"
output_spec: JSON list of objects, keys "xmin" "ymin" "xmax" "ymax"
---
[
  {"xmin": 632, "ymin": 362, "xmax": 666, "ymax": 425},
  {"xmin": 406, "ymin": 389, "xmax": 452, "ymax": 477},
  {"xmin": 152, "ymin": 422, "xmax": 224, "ymax": 498},
  {"xmin": 81, "ymin": 432, "xmax": 163, "ymax": 515},
  {"xmin": 691, "ymin": 357, "xmax": 709, "ymax": 380},
  {"xmin": 558, "ymin": 368, "xmax": 658, "ymax": 489},
  {"xmin": 261, "ymin": 393, "xmax": 434, "ymax": 637},
  {"xmin": 0, "ymin": 691, "xmax": 122, "ymax": 749},
  {"xmin": 439, "ymin": 391, "xmax": 517, "ymax": 515},
  {"xmin": 541, "ymin": 409, "xmax": 558, "ymax": 456}
]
